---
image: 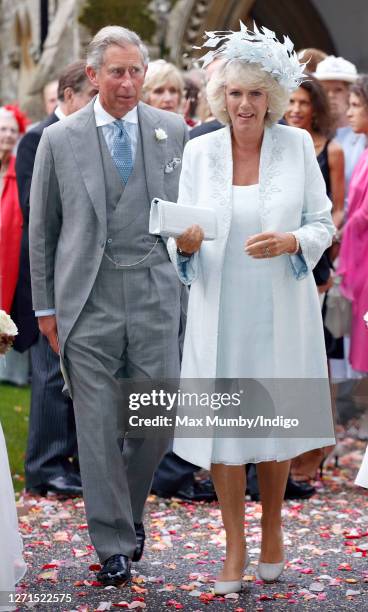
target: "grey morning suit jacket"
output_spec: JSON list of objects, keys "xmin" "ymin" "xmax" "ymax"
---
[{"xmin": 29, "ymin": 99, "xmax": 188, "ymax": 353}]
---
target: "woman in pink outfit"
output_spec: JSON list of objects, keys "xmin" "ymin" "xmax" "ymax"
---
[{"xmin": 338, "ymin": 75, "xmax": 368, "ymax": 373}]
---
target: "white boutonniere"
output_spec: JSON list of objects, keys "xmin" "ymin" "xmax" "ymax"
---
[
  {"xmin": 155, "ymin": 128, "xmax": 168, "ymax": 141},
  {"xmin": 364, "ymin": 312, "xmax": 368, "ymax": 327}
]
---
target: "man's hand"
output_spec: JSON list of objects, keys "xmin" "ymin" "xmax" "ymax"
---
[
  {"xmin": 38, "ymin": 315, "xmax": 59, "ymax": 354},
  {"xmin": 245, "ymin": 231, "xmax": 298, "ymax": 258},
  {"xmin": 176, "ymin": 224, "xmax": 204, "ymax": 255}
]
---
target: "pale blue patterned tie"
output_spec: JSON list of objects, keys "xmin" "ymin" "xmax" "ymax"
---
[{"xmin": 112, "ymin": 119, "xmax": 133, "ymax": 184}]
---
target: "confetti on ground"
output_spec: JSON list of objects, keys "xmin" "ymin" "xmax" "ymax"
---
[{"xmin": 14, "ymin": 436, "xmax": 368, "ymax": 610}]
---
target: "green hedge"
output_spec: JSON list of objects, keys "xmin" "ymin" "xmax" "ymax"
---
[{"xmin": 0, "ymin": 384, "xmax": 30, "ymax": 493}]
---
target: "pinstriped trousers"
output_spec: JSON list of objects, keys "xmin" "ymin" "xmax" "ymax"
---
[
  {"xmin": 64, "ymin": 258, "xmax": 181, "ymax": 562},
  {"xmin": 25, "ymin": 333, "xmax": 78, "ymax": 488}
]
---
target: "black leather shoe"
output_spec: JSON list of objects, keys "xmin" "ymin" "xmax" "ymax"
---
[
  {"xmin": 97, "ymin": 554, "xmax": 131, "ymax": 586},
  {"xmin": 132, "ymin": 522, "xmax": 145, "ymax": 562},
  {"xmin": 151, "ymin": 479, "xmax": 216, "ymax": 502},
  {"xmin": 176, "ymin": 479, "xmax": 217, "ymax": 502},
  {"xmin": 248, "ymin": 476, "xmax": 315, "ymax": 502},
  {"xmin": 285, "ymin": 477, "xmax": 315, "ymax": 500},
  {"xmin": 151, "ymin": 478, "xmax": 217, "ymax": 502},
  {"xmin": 26, "ymin": 474, "xmax": 82, "ymax": 497},
  {"xmin": 65, "ymin": 471, "xmax": 82, "ymax": 487}
]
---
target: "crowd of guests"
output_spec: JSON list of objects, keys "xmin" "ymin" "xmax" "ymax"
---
[
  {"xmin": 1, "ymin": 44, "xmax": 367, "ymax": 501},
  {"xmin": 0, "ymin": 21, "xmax": 368, "ymax": 597}
]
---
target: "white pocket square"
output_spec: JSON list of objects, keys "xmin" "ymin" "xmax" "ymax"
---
[{"xmin": 164, "ymin": 158, "xmax": 181, "ymax": 173}]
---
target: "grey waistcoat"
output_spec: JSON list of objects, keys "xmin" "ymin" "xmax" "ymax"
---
[{"xmin": 97, "ymin": 126, "xmax": 167, "ymax": 268}]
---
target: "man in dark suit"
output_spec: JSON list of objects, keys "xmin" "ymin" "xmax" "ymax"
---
[
  {"xmin": 150, "ymin": 114, "xmax": 222, "ymax": 503},
  {"xmin": 151, "ymin": 59, "xmax": 224, "ymax": 502},
  {"xmin": 13, "ymin": 60, "xmax": 97, "ymax": 496}
]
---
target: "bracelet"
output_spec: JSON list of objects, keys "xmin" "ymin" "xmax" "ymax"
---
[
  {"xmin": 177, "ymin": 246, "xmax": 192, "ymax": 258},
  {"xmin": 288, "ymin": 233, "xmax": 300, "ymax": 255}
]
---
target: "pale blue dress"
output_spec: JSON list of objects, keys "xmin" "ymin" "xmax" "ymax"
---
[
  {"xmin": 216, "ymin": 185, "xmax": 273, "ymax": 378},
  {"xmin": 212, "ymin": 185, "xmax": 310, "ymax": 464}
]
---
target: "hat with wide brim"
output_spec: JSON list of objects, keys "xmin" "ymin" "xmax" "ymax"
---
[{"xmin": 313, "ymin": 56, "xmax": 358, "ymax": 83}]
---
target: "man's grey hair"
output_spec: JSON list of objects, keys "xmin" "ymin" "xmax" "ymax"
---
[{"xmin": 87, "ymin": 26, "xmax": 150, "ymax": 70}]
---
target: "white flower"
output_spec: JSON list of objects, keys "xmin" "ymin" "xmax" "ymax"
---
[
  {"xmin": 155, "ymin": 128, "xmax": 168, "ymax": 141},
  {"xmin": 0, "ymin": 310, "xmax": 18, "ymax": 336},
  {"xmin": 364, "ymin": 312, "xmax": 368, "ymax": 327}
]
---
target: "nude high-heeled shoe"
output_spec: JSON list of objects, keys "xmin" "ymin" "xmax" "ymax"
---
[
  {"xmin": 258, "ymin": 529, "xmax": 285, "ymax": 582},
  {"xmin": 257, "ymin": 558, "xmax": 285, "ymax": 582},
  {"xmin": 214, "ymin": 552, "xmax": 250, "ymax": 595}
]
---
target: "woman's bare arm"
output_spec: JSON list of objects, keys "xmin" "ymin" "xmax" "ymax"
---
[{"xmin": 328, "ymin": 140, "xmax": 345, "ymax": 230}]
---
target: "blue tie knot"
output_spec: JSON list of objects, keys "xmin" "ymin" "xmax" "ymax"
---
[{"xmin": 114, "ymin": 119, "xmax": 126, "ymax": 135}]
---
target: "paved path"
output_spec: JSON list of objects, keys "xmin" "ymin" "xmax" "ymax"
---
[{"xmin": 15, "ymin": 437, "xmax": 368, "ymax": 612}]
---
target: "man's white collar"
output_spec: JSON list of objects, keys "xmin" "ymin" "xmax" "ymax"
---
[
  {"xmin": 94, "ymin": 94, "xmax": 138, "ymax": 126},
  {"xmin": 54, "ymin": 106, "xmax": 66, "ymax": 120}
]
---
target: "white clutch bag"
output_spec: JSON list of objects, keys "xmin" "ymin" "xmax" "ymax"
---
[{"xmin": 149, "ymin": 198, "xmax": 217, "ymax": 240}]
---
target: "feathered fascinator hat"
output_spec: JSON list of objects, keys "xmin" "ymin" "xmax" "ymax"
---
[{"xmin": 196, "ymin": 21, "xmax": 306, "ymax": 93}]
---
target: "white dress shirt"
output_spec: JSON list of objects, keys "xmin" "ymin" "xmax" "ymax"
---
[
  {"xmin": 94, "ymin": 94, "xmax": 138, "ymax": 162},
  {"xmin": 54, "ymin": 106, "xmax": 66, "ymax": 120}
]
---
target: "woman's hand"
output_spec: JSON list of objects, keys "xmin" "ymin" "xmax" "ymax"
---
[
  {"xmin": 176, "ymin": 224, "xmax": 204, "ymax": 255},
  {"xmin": 317, "ymin": 275, "xmax": 333, "ymax": 294},
  {"xmin": 245, "ymin": 232, "xmax": 298, "ymax": 258}
]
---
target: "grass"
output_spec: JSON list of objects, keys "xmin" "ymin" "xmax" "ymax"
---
[{"xmin": 0, "ymin": 383, "xmax": 30, "ymax": 492}]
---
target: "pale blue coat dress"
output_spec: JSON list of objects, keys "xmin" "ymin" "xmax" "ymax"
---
[{"xmin": 167, "ymin": 123, "xmax": 336, "ymax": 469}]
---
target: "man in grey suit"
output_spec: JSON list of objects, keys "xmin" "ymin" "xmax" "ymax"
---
[{"xmin": 29, "ymin": 26, "xmax": 188, "ymax": 586}]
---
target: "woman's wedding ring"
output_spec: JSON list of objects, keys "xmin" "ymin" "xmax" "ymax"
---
[{"xmin": 265, "ymin": 247, "xmax": 271, "ymax": 258}]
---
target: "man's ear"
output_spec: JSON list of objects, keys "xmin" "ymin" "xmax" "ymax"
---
[
  {"xmin": 63, "ymin": 87, "xmax": 73, "ymax": 103},
  {"xmin": 86, "ymin": 65, "xmax": 99, "ymax": 88}
]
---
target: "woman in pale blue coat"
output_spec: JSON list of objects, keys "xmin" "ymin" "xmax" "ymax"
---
[{"xmin": 167, "ymin": 24, "xmax": 335, "ymax": 593}]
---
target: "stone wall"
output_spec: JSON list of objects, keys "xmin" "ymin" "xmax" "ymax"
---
[
  {"xmin": 0, "ymin": 0, "xmax": 85, "ymax": 120},
  {"xmin": 0, "ymin": 0, "xmax": 39, "ymax": 106},
  {"xmin": 167, "ymin": 0, "xmax": 368, "ymax": 70},
  {"xmin": 310, "ymin": 0, "xmax": 368, "ymax": 71}
]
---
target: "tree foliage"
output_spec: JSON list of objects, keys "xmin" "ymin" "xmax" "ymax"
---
[{"xmin": 79, "ymin": 0, "xmax": 157, "ymax": 41}]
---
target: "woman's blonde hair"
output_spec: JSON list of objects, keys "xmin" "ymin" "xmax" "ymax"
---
[
  {"xmin": 142, "ymin": 60, "xmax": 184, "ymax": 103},
  {"xmin": 206, "ymin": 60, "xmax": 290, "ymax": 126}
]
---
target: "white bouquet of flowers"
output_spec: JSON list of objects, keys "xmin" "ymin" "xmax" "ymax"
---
[
  {"xmin": 364, "ymin": 312, "xmax": 368, "ymax": 328},
  {"xmin": 0, "ymin": 310, "xmax": 18, "ymax": 355}
]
